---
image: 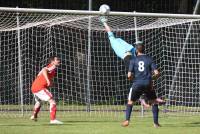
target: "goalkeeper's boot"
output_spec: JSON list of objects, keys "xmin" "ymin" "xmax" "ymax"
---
[
  {"xmin": 121, "ymin": 120, "xmax": 129, "ymax": 127},
  {"xmin": 154, "ymin": 123, "xmax": 161, "ymax": 128},
  {"xmin": 50, "ymin": 119, "xmax": 63, "ymax": 124},
  {"xmin": 30, "ymin": 115, "xmax": 37, "ymax": 122}
]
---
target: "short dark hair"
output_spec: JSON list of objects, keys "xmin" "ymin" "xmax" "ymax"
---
[
  {"xmin": 136, "ymin": 44, "xmax": 145, "ymax": 53},
  {"xmin": 48, "ymin": 56, "xmax": 58, "ymax": 63}
]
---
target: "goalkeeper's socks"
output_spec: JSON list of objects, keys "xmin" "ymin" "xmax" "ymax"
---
[
  {"xmin": 50, "ymin": 103, "xmax": 57, "ymax": 120},
  {"xmin": 152, "ymin": 104, "xmax": 159, "ymax": 124},
  {"xmin": 125, "ymin": 104, "xmax": 133, "ymax": 121}
]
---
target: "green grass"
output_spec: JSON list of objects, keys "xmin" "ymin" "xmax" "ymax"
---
[{"xmin": 0, "ymin": 114, "xmax": 200, "ymax": 134}]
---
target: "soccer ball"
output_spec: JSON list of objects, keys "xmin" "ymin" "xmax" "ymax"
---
[{"xmin": 99, "ymin": 4, "xmax": 110, "ymax": 14}]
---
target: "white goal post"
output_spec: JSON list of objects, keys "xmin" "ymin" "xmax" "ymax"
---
[{"xmin": 1, "ymin": 7, "xmax": 200, "ymax": 118}]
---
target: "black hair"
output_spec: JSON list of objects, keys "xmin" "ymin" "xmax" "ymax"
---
[
  {"xmin": 136, "ymin": 44, "xmax": 145, "ymax": 53},
  {"xmin": 48, "ymin": 56, "xmax": 58, "ymax": 63}
]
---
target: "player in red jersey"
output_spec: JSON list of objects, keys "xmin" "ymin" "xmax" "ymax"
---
[{"xmin": 30, "ymin": 56, "xmax": 63, "ymax": 124}]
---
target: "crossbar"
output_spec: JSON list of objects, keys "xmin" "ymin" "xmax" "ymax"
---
[{"xmin": 0, "ymin": 7, "xmax": 200, "ymax": 19}]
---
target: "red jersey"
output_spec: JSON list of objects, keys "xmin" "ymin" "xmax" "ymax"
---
[{"xmin": 31, "ymin": 63, "xmax": 56, "ymax": 93}]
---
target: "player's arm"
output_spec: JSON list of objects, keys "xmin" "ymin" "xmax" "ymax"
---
[
  {"xmin": 41, "ymin": 67, "xmax": 51, "ymax": 86},
  {"xmin": 99, "ymin": 16, "xmax": 111, "ymax": 32},
  {"xmin": 103, "ymin": 22, "xmax": 111, "ymax": 32},
  {"xmin": 127, "ymin": 72, "xmax": 134, "ymax": 80},
  {"xmin": 150, "ymin": 58, "xmax": 160, "ymax": 80},
  {"xmin": 152, "ymin": 69, "xmax": 160, "ymax": 80},
  {"xmin": 99, "ymin": 16, "xmax": 134, "ymax": 60},
  {"xmin": 128, "ymin": 60, "xmax": 134, "ymax": 80}
]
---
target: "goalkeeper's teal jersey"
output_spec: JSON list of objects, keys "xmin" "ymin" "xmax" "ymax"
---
[{"xmin": 108, "ymin": 32, "xmax": 136, "ymax": 59}]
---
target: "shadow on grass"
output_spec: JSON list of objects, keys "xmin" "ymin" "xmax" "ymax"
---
[
  {"xmin": 63, "ymin": 120, "xmax": 119, "ymax": 123},
  {"xmin": 183, "ymin": 122, "xmax": 200, "ymax": 127},
  {"xmin": 187, "ymin": 122, "xmax": 200, "ymax": 125},
  {"xmin": 162, "ymin": 122, "xmax": 200, "ymax": 128},
  {"xmin": 0, "ymin": 120, "xmax": 118, "ymax": 127},
  {"xmin": 0, "ymin": 123, "xmax": 72, "ymax": 127}
]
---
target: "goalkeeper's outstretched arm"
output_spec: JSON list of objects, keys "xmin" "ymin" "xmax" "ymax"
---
[
  {"xmin": 100, "ymin": 16, "xmax": 111, "ymax": 32},
  {"xmin": 103, "ymin": 21, "xmax": 112, "ymax": 32},
  {"xmin": 99, "ymin": 16, "xmax": 135, "ymax": 60}
]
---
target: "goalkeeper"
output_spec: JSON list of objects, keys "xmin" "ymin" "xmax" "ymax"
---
[
  {"xmin": 100, "ymin": 16, "xmax": 136, "ymax": 65},
  {"xmin": 99, "ymin": 17, "xmax": 165, "ymax": 108}
]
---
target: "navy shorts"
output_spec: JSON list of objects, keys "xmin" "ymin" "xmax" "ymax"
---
[{"xmin": 128, "ymin": 83, "xmax": 157, "ymax": 101}]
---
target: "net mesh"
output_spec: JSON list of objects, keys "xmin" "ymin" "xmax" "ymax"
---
[{"xmin": 0, "ymin": 10, "xmax": 200, "ymax": 118}]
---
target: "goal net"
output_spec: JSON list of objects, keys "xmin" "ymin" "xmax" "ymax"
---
[{"xmin": 0, "ymin": 8, "xmax": 200, "ymax": 118}]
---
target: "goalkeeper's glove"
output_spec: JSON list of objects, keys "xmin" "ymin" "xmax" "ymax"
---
[{"xmin": 99, "ymin": 16, "xmax": 107, "ymax": 24}]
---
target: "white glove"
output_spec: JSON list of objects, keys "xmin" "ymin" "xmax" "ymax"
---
[{"xmin": 99, "ymin": 16, "xmax": 107, "ymax": 24}]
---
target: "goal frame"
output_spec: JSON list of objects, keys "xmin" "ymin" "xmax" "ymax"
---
[
  {"xmin": 1, "ymin": 6, "xmax": 200, "ymax": 116},
  {"xmin": 0, "ymin": 7, "xmax": 200, "ymax": 18}
]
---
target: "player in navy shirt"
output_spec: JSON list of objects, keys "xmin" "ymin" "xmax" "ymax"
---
[
  {"xmin": 128, "ymin": 52, "xmax": 157, "ymax": 86},
  {"xmin": 122, "ymin": 43, "xmax": 161, "ymax": 128}
]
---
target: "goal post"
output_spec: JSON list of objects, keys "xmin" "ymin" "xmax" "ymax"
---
[
  {"xmin": 1, "ymin": 7, "xmax": 200, "ymax": 118},
  {"xmin": 16, "ymin": 9, "xmax": 24, "ymax": 116}
]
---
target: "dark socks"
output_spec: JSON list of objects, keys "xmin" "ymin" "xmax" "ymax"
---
[
  {"xmin": 152, "ymin": 104, "xmax": 159, "ymax": 124},
  {"xmin": 125, "ymin": 104, "xmax": 133, "ymax": 121}
]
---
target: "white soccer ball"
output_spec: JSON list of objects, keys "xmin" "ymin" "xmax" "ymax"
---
[{"xmin": 99, "ymin": 4, "xmax": 110, "ymax": 14}]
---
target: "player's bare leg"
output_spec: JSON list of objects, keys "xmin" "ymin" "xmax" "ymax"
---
[
  {"xmin": 30, "ymin": 101, "xmax": 41, "ymax": 121},
  {"xmin": 140, "ymin": 98, "xmax": 165, "ymax": 109},
  {"xmin": 122, "ymin": 100, "xmax": 133, "ymax": 127},
  {"xmin": 155, "ymin": 98, "xmax": 165, "ymax": 104},
  {"xmin": 139, "ymin": 98, "xmax": 150, "ymax": 108},
  {"xmin": 49, "ymin": 99, "xmax": 63, "ymax": 124}
]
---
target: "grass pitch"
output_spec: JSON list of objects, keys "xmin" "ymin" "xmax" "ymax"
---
[{"xmin": 0, "ymin": 114, "xmax": 200, "ymax": 134}]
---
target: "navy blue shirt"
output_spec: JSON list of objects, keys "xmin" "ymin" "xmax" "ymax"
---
[{"xmin": 128, "ymin": 54, "xmax": 157, "ymax": 85}]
